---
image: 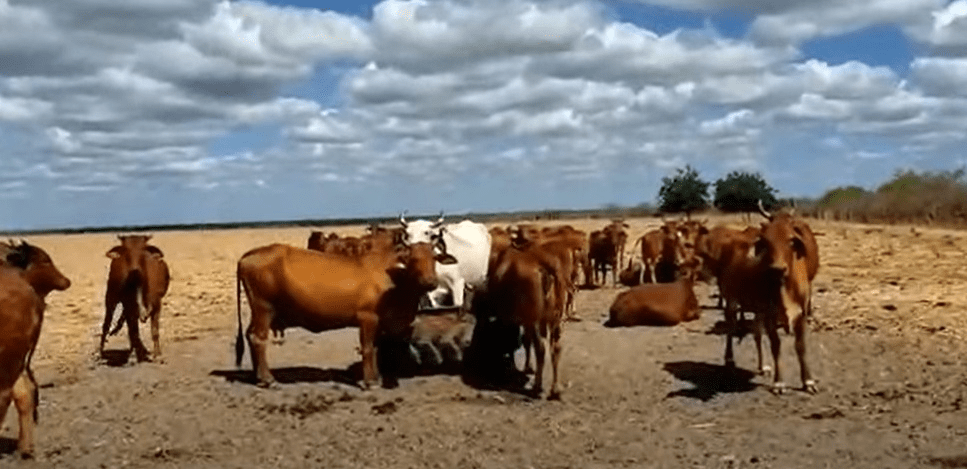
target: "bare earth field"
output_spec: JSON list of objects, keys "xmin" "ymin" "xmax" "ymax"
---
[{"xmin": 5, "ymin": 216, "xmax": 967, "ymax": 468}]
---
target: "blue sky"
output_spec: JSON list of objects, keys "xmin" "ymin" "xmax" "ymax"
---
[{"xmin": 2, "ymin": 0, "xmax": 967, "ymax": 230}]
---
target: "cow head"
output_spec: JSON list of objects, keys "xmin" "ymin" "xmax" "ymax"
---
[
  {"xmin": 391, "ymin": 239, "xmax": 457, "ymax": 290},
  {"xmin": 4, "ymin": 240, "xmax": 71, "ymax": 296},
  {"xmin": 754, "ymin": 215, "xmax": 808, "ymax": 281},
  {"xmin": 399, "ymin": 211, "xmax": 445, "ymax": 244},
  {"xmin": 107, "ymin": 235, "xmax": 162, "ymax": 269}
]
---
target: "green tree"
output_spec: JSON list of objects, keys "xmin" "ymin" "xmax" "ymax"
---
[
  {"xmin": 713, "ymin": 171, "xmax": 779, "ymax": 213},
  {"xmin": 657, "ymin": 165, "xmax": 710, "ymax": 218}
]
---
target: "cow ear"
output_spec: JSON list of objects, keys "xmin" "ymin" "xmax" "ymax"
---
[
  {"xmin": 145, "ymin": 245, "xmax": 164, "ymax": 258},
  {"xmin": 790, "ymin": 235, "xmax": 807, "ymax": 258},
  {"xmin": 106, "ymin": 246, "xmax": 124, "ymax": 259},
  {"xmin": 5, "ymin": 249, "xmax": 28, "ymax": 269},
  {"xmin": 436, "ymin": 253, "xmax": 458, "ymax": 265},
  {"xmin": 698, "ymin": 226, "xmax": 710, "ymax": 236}
]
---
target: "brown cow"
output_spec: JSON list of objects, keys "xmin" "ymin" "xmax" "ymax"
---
[
  {"xmin": 634, "ymin": 222, "xmax": 684, "ymax": 284},
  {"xmin": 486, "ymin": 245, "xmax": 564, "ymax": 399},
  {"xmin": 604, "ymin": 278, "xmax": 700, "ymax": 327},
  {"xmin": 0, "ymin": 241, "xmax": 71, "ymax": 458},
  {"xmin": 718, "ymin": 202, "xmax": 820, "ymax": 394},
  {"xmin": 509, "ymin": 227, "xmax": 579, "ymax": 320},
  {"xmin": 235, "ymin": 240, "xmax": 456, "ymax": 389},
  {"xmin": 589, "ymin": 220, "xmax": 628, "ymax": 286},
  {"xmin": 101, "ymin": 235, "xmax": 170, "ymax": 363}
]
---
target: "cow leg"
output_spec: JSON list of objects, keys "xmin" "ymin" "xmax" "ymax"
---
[
  {"xmin": 422, "ymin": 341, "xmax": 444, "ymax": 367},
  {"xmin": 522, "ymin": 332, "xmax": 534, "ymax": 373},
  {"xmin": 794, "ymin": 312, "xmax": 817, "ymax": 393},
  {"xmin": 12, "ymin": 371, "xmax": 37, "ymax": 458},
  {"xmin": 450, "ymin": 278, "xmax": 466, "ymax": 309},
  {"xmin": 149, "ymin": 307, "xmax": 162, "ymax": 361},
  {"xmin": 357, "ymin": 311, "xmax": 379, "ymax": 389},
  {"xmin": 753, "ymin": 312, "xmax": 771, "ymax": 376},
  {"xmin": 100, "ymin": 291, "xmax": 121, "ymax": 355},
  {"xmin": 0, "ymin": 387, "xmax": 12, "ymax": 444},
  {"xmin": 245, "ymin": 300, "xmax": 275, "ymax": 387},
  {"xmin": 547, "ymin": 322, "xmax": 563, "ymax": 401},
  {"xmin": 764, "ymin": 312, "xmax": 786, "ymax": 394},
  {"xmin": 526, "ymin": 325, "xmax": 545, "ymax": 397},
  {"xmin": 723, "ymin": 302, "xmax": 737, "ymax": 369},
  {"xmin": 124, "ymin": 301, "xmax": 150, "ymax": 363}
]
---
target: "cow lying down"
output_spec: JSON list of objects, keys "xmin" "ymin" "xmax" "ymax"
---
[{"xmin": 605, "ymin": 279, "xmax": 700, "ymax": 327}]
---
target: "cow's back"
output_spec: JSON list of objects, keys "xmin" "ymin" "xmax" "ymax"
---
[
  {"xmin": 490, "ymin": 249, "xmax": 550, "ymax": 325},
  {"xmin": 443, "ymin": 221, "xmax": 492, "ymax": 287},
  {"xmin": 238, "ymin": 244, "xmax": 389, "ymax": 332}
]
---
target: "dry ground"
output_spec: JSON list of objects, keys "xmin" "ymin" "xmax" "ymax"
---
[{"xmin": 5, "ymin": 216, "xmax": 967, "ymax": 468}]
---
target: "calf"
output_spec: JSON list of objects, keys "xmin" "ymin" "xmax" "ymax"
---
[
  {"xmin": 408, "ymin": 312, "xmax": 476, "ymax": 368},
  {"xmin": 0, "ymin": 241, "xmax": 71, "ymax": 458},
  {"xmin": 604, "ymin": 279, "xmax": 700, "ymax": 327},
  {"xmin": 101, "ymin": 235, "xmax": 170, "ymax": 363}
]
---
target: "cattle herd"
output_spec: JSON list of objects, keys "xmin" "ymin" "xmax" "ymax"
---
[{"xmin": 1, "ymin": 204, "xmax": 820, "ymax": 459}]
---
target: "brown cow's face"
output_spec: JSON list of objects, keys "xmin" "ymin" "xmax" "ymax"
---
[
  {"xmin": 756, "ymin": 217, "xmax": 806, "ymax": 279},
  {"xmin": 5, "ymin": 242, "xmax": 71, "ymax": 295},
  {"xmin": 394, "ymin": 242, "xmax": 455, "ymax": 290}
]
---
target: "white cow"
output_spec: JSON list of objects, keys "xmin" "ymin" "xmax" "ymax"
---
[{"xmin": 400, "ymin": 213, "xmax": 492, "ymax": 310}]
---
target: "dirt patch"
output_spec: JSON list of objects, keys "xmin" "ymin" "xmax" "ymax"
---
[{"xmin": 4, "ymin": 217, "xmax": 967, "ymax": 468}]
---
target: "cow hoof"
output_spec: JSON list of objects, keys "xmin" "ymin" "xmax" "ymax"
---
[
  {"xmin": 528, "ymin": 387, "xmax": 543, "ymax": 399},
  {"xmin": 759, "ymin": 366, "xmax": 773, "ymax": 377},
  {"xmin": 547, "ymin": 390, "xmax": 562, "ymax": 401},
  {"xmin": 18, "ymin": 448, "xmax": 34, "ymax": 460},
  {"xmin": 256, "ymin": 380, "xmax": 278, "ymax": 390},
  {"xmin": 803, "ymin": 380, "xmax": 819, "ymax": 394},
  {"xmin": 769, "ymin": 382, "xmax": 789, "ymax": 395}
]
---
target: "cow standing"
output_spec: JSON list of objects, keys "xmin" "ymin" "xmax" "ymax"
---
[
  {"xmin": 101, "ymin": 235, "xmax": 170, "ymax": 363},
  {"xmin": 588, "ymin": 220, "xmax": 629, "ymax": 286},
  {"xmin": 0, "ymin": 241, "xmax": 71, "ymax": 458},
  {"xmin": 235, "ymin": 239, "xmax": 456, "ymax": 389},
  {"xmin": 719, "ymin": 202, "xmax": 820, "ymax": 393},
  {"xmin": 400, "ymin": 213, "xmax": 492, "ymax": 311},
  {"xmin": 486, "ymin": 245, "xmax": 565, "ymax": 399}
]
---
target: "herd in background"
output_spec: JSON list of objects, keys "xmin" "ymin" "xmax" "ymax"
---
[{"xmin": 0, "ymin": 203, "xmax": 819, "ymax": 459}]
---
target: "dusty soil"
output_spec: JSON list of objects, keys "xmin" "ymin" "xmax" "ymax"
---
[{"xmin": 5, "ymin": 216, "xmax": 967, "ymax": 468}]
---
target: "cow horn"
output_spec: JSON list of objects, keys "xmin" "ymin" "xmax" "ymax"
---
[
  {"xmin": 399, "ymin": 211, "xmax": 408, "ymax": 227},
  {"xmin": 757, "ymin": 199, "xmax": 773, "ymax": 220},
  {"xmin": 432, "ymin": 211, "xmax": 444, "ymax": 229}
]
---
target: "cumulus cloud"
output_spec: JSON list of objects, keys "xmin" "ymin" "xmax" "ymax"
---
[{"xmin": 0, "ymin": 0, "xmax": 964, "ymax": 228}]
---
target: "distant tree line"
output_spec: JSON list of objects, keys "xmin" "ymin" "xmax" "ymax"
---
[{"xmin": 808, "ymin": 168, "xmax": 967, "ymax": 225}]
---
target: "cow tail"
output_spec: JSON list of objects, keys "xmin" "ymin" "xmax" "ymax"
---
[
  {"xmin": 235, "ymin": 269, "xmax": 245, "ymax": 368},
  {"xmin": 630, "ymin": 236, "xmax": 642, "ymax": 259}
]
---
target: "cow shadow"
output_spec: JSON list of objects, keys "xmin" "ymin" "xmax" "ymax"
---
[
  {"xmin": 99, "ymin": 349, "xmax": 134, "ymax": 367},
  {"xmin": 0, "ymin": 437, "xmax": 16, "ymax": 457},
  {"xmin": 210, "ymin": 363, "xmax": 362, "ymax": 387},
  {"xmin": 705, "ymin": 319, "xmax": 755, "ymax": 338},
  {"xmin": 663, "ymin": 361, "xmax": 758, "ymax": 401},
  {"xmin": 926, "ymin": 455, "xmax": 967, "ymax": 468}
]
